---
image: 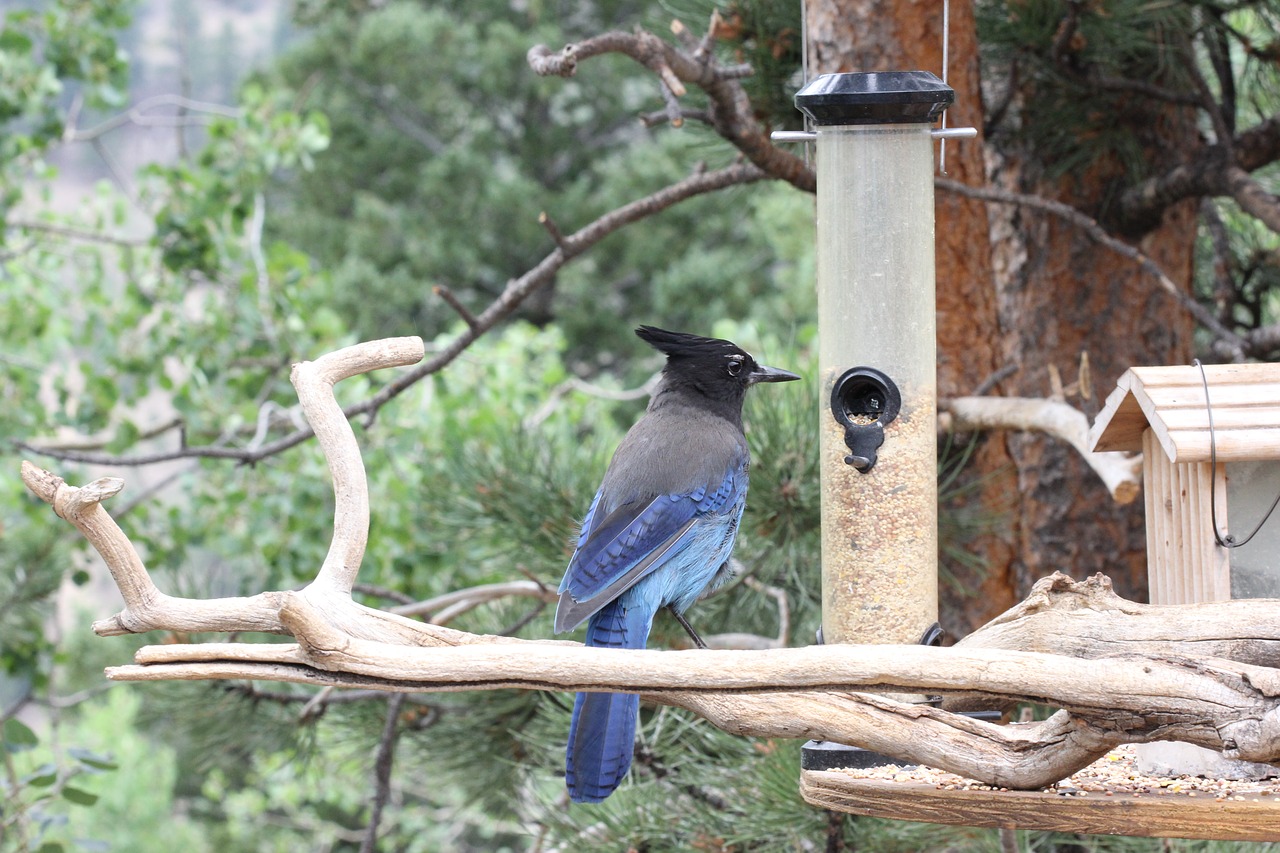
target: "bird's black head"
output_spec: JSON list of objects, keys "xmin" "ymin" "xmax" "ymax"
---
[{"xmin": 636, "ymin": 326, "xmax": 799, "ymax": 408}]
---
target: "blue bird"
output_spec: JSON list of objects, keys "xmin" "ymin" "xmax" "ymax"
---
[{"xmin": 555, "ymin": 326, "xmax": 799, "ymax": 803}]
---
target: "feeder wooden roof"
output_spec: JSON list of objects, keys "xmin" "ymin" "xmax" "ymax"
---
[{"xmin": 1089, "ymin": 363, "xmax": 1280, "ymax": 463}]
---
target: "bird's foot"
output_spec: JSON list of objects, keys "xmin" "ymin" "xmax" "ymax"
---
[{"xmin": 668, "ymin": 606, "xmax": 708, "ymax": 650}]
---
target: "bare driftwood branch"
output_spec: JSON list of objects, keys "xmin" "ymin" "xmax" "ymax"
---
[
  {"xmin": 941, "ymin": 396, "xmax": 1142, "ymax": 504},
  {"xmin": 22, "ymin": 337, "xmax": 1280, "ymax": 792}
]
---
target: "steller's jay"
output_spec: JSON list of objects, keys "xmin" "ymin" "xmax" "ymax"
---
[{"xmin": 555, "ymin": 326, "xmax": 799, "ymax": 803}]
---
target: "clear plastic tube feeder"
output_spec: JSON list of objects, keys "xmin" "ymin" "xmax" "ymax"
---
[{"xmin": 795, "ymin": 71, "xmax": 954, "ymax": 647}]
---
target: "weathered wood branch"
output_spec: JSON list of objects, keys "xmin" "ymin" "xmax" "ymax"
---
[
  {"xmin": 941, "ymin": 396, "xmax": 1143, "ymax": 504},
  {"xmin": 20, "ymin": 336, "xmax": 1280, "ymax": 792}
]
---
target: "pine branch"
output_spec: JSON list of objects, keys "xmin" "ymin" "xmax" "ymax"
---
[{"xmin": 360, "ymin": 692, "xmax": 406, "ymax": 853}]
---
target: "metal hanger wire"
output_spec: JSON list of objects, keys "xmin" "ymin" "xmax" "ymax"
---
[{"xmin": 1194, "ymin": 358, "xmax": 1280, "ymax": 549}]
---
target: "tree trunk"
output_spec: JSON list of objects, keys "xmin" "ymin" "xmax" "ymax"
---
[{"xmin": 804, "ymin": 0, "xmax": 1199, "ymax": 634}]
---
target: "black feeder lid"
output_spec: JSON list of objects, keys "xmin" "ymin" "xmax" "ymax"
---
[{"xmin": 795, "ymin": 71, "xmax": 954, "ymax": 126}]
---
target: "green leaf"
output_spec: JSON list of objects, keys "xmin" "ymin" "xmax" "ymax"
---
[
  {"xmin": 2, "ymin": 717, "xmax": 38, "ymax": 752},
  {"xmin": 22, "ymin": 763, "xmax": 57, "ymax": 787},
  {"xmin": 61, "ymin": 785, "xmax": 98, "ymax": 806},
  {"xmin": 36, "ymin": 843, "xmax": 65, "ymax": 853},
  {"xmin": 68, "ymin": 747, "xmax": 118, "ymax": 771},
  {"xmin": 106, "ymin": 419, "xmax": 139, "ymax": 453},
  {"xmin": 0, "ymin": 28, "xmax": 33, "ymax": 54}
]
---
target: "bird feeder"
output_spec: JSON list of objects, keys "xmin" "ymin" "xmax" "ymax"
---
[
  {"xmin": 794, "ymin": 71, "xmax": 954, "ymax": 648},
  {"xmin": 1090, "ymin": 362, "xmax": 1280, "ymax": 779}
]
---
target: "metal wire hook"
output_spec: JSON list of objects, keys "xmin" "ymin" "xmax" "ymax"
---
[{"xmin": 1195, "ymin": 358, "xmax": 1280, "ymax": 549}]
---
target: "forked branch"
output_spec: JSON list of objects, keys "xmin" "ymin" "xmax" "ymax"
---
[{"xmin": 21, "ymin": 336, "xmax": 1280, "ymax": 792}]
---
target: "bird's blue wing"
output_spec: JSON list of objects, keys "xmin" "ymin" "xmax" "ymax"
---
[{"xmin": 555, "ymin": 457, "xmax": 748, "ymax": 633}]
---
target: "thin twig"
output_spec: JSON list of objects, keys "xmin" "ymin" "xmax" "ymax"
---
[
  {"xmin": 640, "ymin": 107, "xmax": 713, "ymax": 128},
  {"xmin": 972, "ymin": 363, "xmax": 1019, "ymax": 397},
  {"xmin": 522, "ymin": 372, "xmax": 659, "ymax": 430},
  {"xmin": 360, "ymin": 692, "xmax": 406, "ymax": 853},
  {"xmin": 64, "ymin": 93, "xmax": 241, "ymax": 142},
  {"xmin": 248, "ymin": 192, "xmax": 280, "ymax": 351},
  {"xmin": 391, "ymin": 579, "xmax": 556, "ymax": 620},
  {"xmin": 537, "ymin": 211, "xmax": 567, "ymax": 249},
  {"xmin": 354, "ymin": 582, "xmax": 416, "ymax": 607},
  {"xmin": 431, "ymin": 283, "xmax": 479, "ymax": 330},
  {"xmin": 5, "ymin": 218, "xmax": 150, "ymax": 247}
]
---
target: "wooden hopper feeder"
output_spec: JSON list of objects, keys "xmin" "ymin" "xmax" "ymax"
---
[
  {"xmin": 1090, "ymin": 363, "xmax": 1280, "ymax": 607},
  {"xmin": 1090, "ymin": 362, "xmax": 1280, "ymax": 783}
]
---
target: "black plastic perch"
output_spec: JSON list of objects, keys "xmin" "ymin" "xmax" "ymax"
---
[{"xmin": 830, "ymin": 366, "xmax": 901, "ymax": 472}]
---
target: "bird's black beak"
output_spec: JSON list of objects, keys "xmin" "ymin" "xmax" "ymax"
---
[{"xmin": 748, "ymin": 364, "xmax": 801, "ymax": 385}]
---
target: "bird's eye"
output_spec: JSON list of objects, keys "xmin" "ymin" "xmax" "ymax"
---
[{"xmin": 727, "ymin": 358, "xmax": 743, "ymax": 376}]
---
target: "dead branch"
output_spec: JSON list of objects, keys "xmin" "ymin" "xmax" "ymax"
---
[
  {"xmin": 941, "ymin": 396, "xmax": 1142, "ymax": 504},
  {"xmin": 528, "ymin": 25, "xmax": 814, "ymax": 192},
  {"xmin": 21, "ymin": 336, "xmax": 1280, "ymax": 792},
  {"xmin": 64, "ymin": 93, "xmax": 242, "ymax": 142},
  {"xmin": 1115, "ymin": 114, "xmax": 1280, "ymax": 232},
  {"xmin": 1225, "ymin": 165, "xmax": 1280, "ymax": 234}
]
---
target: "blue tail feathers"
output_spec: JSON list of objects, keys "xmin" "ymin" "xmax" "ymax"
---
[
  {"xmin": 565, "ymin": 596, "xmax": 653, "ymax": 803},
  {"xmin": 566, "ymin": 691, "xmax": 641, "ymax": 803}
]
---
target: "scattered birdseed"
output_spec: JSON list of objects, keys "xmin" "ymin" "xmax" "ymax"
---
[{"xmin": 825, "ymin": 744, "xmax": 1280, "ymax": 801}]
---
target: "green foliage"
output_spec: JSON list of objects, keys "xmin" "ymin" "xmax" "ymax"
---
[
  {"xmin": 46, "ymin": 688, "xmax": 212, "ymax": 853},
  {"xmin": 1, "ymin": 712, "xmax": 119, "ymax": 853},
  {"xmin": 0, "ymin": 0, "xmax": 129, "ymax": 210},
  {"xmin": 146, "ymin": 84, "xmax": 329, "ymax": 275},
  {"xmin": 262, "ymin": 0, "xmax": 814, "ymax": 355}
]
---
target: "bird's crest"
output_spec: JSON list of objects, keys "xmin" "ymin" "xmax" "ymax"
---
[{"xmin": 635, "ymin": 326, "xmax": 745, "ymax": 360}]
